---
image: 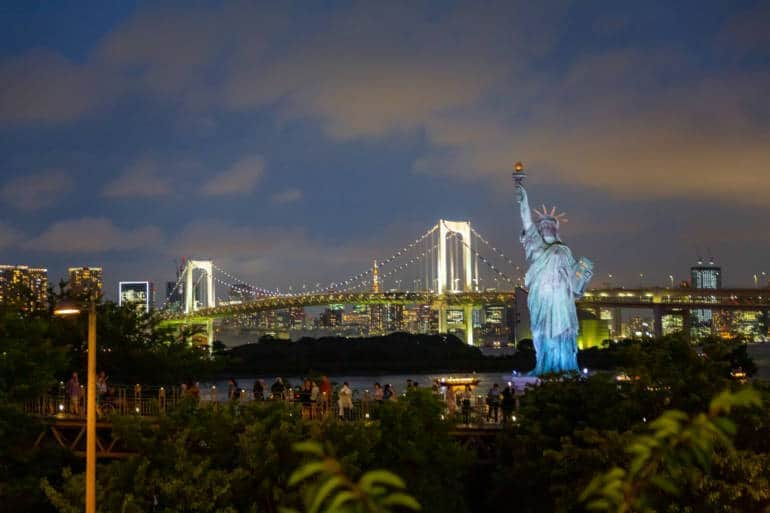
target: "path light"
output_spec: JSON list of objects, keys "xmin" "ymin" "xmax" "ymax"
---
[{"xmin": 54, "ymin": 294, "xmax": 97, "ymax": 513}]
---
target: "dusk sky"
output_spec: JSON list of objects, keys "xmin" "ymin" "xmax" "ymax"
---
[{"xmin": 1, "ymin": 0, "xmax": 769, "ymax": 299}]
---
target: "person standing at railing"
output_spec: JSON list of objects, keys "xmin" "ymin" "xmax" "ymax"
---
[
  {"xmin": 228, "ymin": 378, "xmax": 239, "ymax": 400},
  {"xmin": 253, "ymin": 379, "xmax": 265, "ymax": 401},
  {"xmin": 486, "ymin": 384, "xmax": 501, "ymax": 423},
  {"xmin": 66, "ymin": 372, "xmax": 81, "ymax": 415},
  {"xmin": 445, "ymin": 386, "xmax": 457, "ymax": 417},
  {"xmin": 310, "ymin": 380, "xmax": 320, "ymax": 418},
  {"xmin": 501, "ymin": 384, "xmax": 515, "ymax": 424},
  {"xmin": 270, "ymin": 377, "xmax": 285, "ymax": 400},
  {"xmin": 461, "ymin": 385, "xmax": 472, "ymax": 425},
  {"xmin": 373, "ymin": 382, "xmax": 383, "ymax": 402},
  {"xmin": 338, "ymin": 382, "xmax": 353, "ymax": 420}
]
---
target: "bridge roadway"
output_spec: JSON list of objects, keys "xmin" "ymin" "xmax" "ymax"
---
[
  {"xmin": 162, "ymin": 287, "xmax": 770, "ymax": 323},
  {"xmin": 160, "ymin": 291, "xmax": 517, "ymax": 323}
]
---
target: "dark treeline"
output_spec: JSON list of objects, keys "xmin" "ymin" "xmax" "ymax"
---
[{"xmin": 219, "ymin": 332, "xmax": 535, "ymax": 375}]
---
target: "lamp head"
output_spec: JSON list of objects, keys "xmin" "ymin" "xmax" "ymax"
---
[{"xmin": 54, "ymin": 299, "xmax": 81, "ymax": 316}]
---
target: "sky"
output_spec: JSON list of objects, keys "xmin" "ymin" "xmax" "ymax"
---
[{"xmin": 1, "ymin": 0, "xmax": 769, "ymax": 300}]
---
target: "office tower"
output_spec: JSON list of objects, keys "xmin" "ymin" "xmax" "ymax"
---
[
  {"xmin": 69, "ymin": 267, "xmax": 103, "ymax": 297},
  {"xmin": 690, "ymin": 259, "xmax": 721, "ymax": 339},
  {"xmin": 0, "ymin": 265, "xmax": 48, "ymax": 310}
]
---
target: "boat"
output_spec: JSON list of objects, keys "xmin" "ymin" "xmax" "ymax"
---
[{"xmin": 434, "ymin": 376, "xmax": 480, "ymax": 389}]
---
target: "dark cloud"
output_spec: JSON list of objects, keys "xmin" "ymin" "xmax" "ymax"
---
[
  {"xmin": 102, "ymin": 157, "xmax": 172, "ymax": 197},
  {"xmin": 0, "ymin": 169, "xmax": 73, "ymax": 210},
  {"xmin": 24, "ymin": 218, "xmax": 163, "ymax": 253},
  {"xmin": 200, "ymin": 155, "xmax": 265, "ymax": 196}
]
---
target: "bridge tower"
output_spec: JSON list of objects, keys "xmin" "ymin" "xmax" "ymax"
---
[
  {"xmin": 183, "ymin": 260, "xmax": 215, "ymax": 314},
  {"xmin": 436, "ymin": 220, "xmax": 476, "ymax": 346},
  {"xmin": 372, "ymin": 259, "xmax": 380, "ymax": 293},
  {"xmin": 437, "ymin": 220, "xmax": 473, "ymax": 293}
]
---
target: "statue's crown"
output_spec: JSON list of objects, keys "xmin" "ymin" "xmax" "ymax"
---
[{"xmin": 534, "ymin": 205, "xmax": 568, "ymax": 224}]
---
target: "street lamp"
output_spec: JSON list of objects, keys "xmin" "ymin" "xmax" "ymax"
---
[{"xmin": 54, "ymin": 296, "xmax": 97, "ymax": 513}]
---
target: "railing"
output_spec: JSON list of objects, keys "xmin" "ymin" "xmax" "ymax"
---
[{"xmin": 25, "ymin": 385, "xmax": 512, "ymax": 426}]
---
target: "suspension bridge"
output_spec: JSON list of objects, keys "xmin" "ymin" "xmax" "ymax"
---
[
  {"xmin": 158, "ymin": 220, "xmax": 523, "ymax": 346},
  {"xmin": 157, "ymin": 218, "xmax": 770, "ymax": 346}
]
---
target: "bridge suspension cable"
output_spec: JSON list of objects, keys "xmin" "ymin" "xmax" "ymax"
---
[
  {"xmin": 453, "ymin": 232, "xmax": 516, "ymax": 287},
  {"xmin": 470, "ymin": 227, "xmax": 521, "ymax": 274}
]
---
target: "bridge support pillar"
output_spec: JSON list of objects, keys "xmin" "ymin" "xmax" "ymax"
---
[
  {"xmin": 464, "ymin": 304, "xmax": 474, "ymax": 346},
  {"xmin": 653, "ymin": 306, "xmax": 664, "ymax": 339},
  {"xmin": 438, "ymin": 305, "xmax": 447, "ymax": 334},
  {"xmin": 681, "ymin": 310, "xmax": 691, "ymax": 344}
]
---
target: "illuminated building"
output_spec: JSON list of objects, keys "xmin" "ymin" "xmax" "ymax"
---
[
  {"xmin": 288, "ymin": 307, "xmax": 305, "ymax": 329},
  {"xmin": 385, "ymin": 304, "xmax": 404, "ymax": 332},
  {"xmin": 0, "ymin": 265, "xmax": 48, "ymax": 310},
  {"xmin": 166, "ymin": 281, "xmax": 184, "ymax": 311},
  {"xmin": 69, "ymin": 267, "xmax": 103, "ymax": 297},
  {"xmin": 577, "ymin": 319, "xmax": 610, "ymax": 349},
  {"xmin": 661, "ymin": 314, "xmax": 684, "ymax": 336},
  {"xmin": 416, "ymin": 304, "xmax": 436, "ymax": 333},
  {"xmin": 731, "ymin": 311, "xmax": 766, "ymax": 341},
  {"xmin": 118, "ymin": 281, "xmax": 150, "ymax": 313},
  {"xmin": 690, "ymin": 259, "xmax": 721, "ymax": 340}
]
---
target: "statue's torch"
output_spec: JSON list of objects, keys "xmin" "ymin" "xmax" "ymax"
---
[{"xmin": 512, "ymin": 161, "xmax": 526, "ymax": 186}]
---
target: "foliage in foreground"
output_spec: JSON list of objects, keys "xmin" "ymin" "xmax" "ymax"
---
[
  {"xmin": 283, "ymin": 441, "xmax": 420, "ymax": 513},
  {"xmin": 581, "ymin": 388, "xmax": 762, "ymax": 513},
  {"xmin": 41, "ymin": 389, "xmax": 470, "ymax": 513}
]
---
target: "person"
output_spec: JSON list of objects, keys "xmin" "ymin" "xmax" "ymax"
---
[
  {"xmin": 228, "ymin": 377, "xmax": 239, "ymax": 400},
  {"xmin": 67, "ymin": 372, "xmax": 80, "ymax": 415},
  {"xmin": 461, "ymin": 385, "xmax": 472, "ymax": 425},
  {"xmin": 96, "ymin": 371, "xmax": 108, "ymax": 401},
  {"xmin": 310, "ymin": 380, "xmax": 320, "ymax": 418},
  {"xmin": 373, "ymin": 382, "xmax": 383, "ymax": 402},
  {"xmin": 516, "ymin": 182, "xmax": 593, "ymax": 374},
  {"xmin": 382, "ymin": 383, "xmax": 393, "ymax": 401},
  {"xmin": 501, "ymin": 383, "xmax": 516, "ymax": 425},
  {"xmin": 300, "ymin": 379, "xmax": 313, "ymax": 417},
  {"xmin": 445, "ymin": 385, "xmax": 457, "ymax": 417},
  {"xmin": 185, "ymin": 379, "xmax": 200, "ymax": 400},
  {"xmin": 486, "ymin": 384, "xmax": 500, "ymax": 423},
  {"xmin": 338, "ymin": 382, "xmax": 353, "ymax": 420},
  {"xmin": 270, "ymin": 377, "xmax": 285, "ymax": 400},
  {"xmin": 406, "ymin": 379, "xmax": 413, "ymax": 391},
  {"xmin": 253, "ymin": 379, "xmax": 264, "ymax": 401}
]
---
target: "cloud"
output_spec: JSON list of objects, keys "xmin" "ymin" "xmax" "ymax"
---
[
  {"xmin": 24, "ymin": 217, "xmax": 163, "ymax": 253},
  {"xmin": 102, "ymin": 157, "xmax": 172, "ymax": 197},
  {"xmin": 0, "ymin": 51, "xmax": 117, "ymax": 124},
  {"xmin": 271, "ymin": 188, "xmax": 303, "ymax": 204},
  {"xmin": 200, "ymin": 155, "xmax": 265, "ymax": 196},
  {"xmin": 0, "ymin": 169, "xmax": 73, "ymax": 210},
  {"xmin": 0, "ymin": 222, "xmax": 21, "ymax": 249}
]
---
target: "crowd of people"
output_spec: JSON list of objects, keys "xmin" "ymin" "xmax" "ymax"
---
[{"xmin": 63, "ymin": 372, "xmax": 519, "ymax": 424}]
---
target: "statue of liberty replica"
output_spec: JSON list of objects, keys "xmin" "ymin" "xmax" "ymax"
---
[{"xmin": 513, "ymin": 163, "xmax": 593, "ymax": 375}]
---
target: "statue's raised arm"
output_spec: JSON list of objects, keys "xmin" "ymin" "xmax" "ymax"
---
[{"xmin": 515, "ymin": 184, "xmax": 534, "ymax": 233}]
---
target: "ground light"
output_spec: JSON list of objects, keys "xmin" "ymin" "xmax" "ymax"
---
[{"xmin": 54, "ymin": 296, "xmax": 97, "ymax": 513}]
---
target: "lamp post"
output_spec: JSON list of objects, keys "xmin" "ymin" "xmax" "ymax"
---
[{"xmin": 54, "ymin": 296, "xmax": 97, "ymax": 513}]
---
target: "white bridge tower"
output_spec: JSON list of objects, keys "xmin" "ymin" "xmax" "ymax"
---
[
  {"xmin": 435, "ymin": 220, "xmax": 476, "ymax": 346},
  {"xmin": 183, "ymin": 259, "xmax": 215, "ymax": 314}
]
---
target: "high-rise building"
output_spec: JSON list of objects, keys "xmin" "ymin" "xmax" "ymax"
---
[
  {"xmin": 69, "ymin": 267, "xmax": 103, "ymax": 297},
  {"xmin": 0, "ymin": 265, "xmax": 48, "ymax": 310},
  {"xmin": 166, "ymin": 281, "xmax": 184, "ymax": 311},
  {"xmin": 690, "ymin": 260, "xmax": 721, "ymax": 339},
  {"xmin": 288, "ymin": 307, "xmax": 305, "ymax": 329}
]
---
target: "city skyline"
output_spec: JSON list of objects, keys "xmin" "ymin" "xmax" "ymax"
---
[{"xmin": 1, "ymin": 1, "xmax": 769, "ymax": 298}]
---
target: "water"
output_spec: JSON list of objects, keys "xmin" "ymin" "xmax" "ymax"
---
[
  {"xmin": 203, "ymin": 372, "xmax": 513, "ymax": 402},
  {"xmin": 203, "ymin": 343, "xmax": 770, "ymax": 401}
]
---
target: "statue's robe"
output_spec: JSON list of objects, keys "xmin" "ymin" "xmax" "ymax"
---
[{"xmin": 521, "ymin": 224, "xmax": 580, "ymax": 374}]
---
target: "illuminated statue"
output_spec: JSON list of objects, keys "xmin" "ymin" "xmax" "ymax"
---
[{"xmin": 515, "ymin": 177, "xmax": 593, "ymax": 375}]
